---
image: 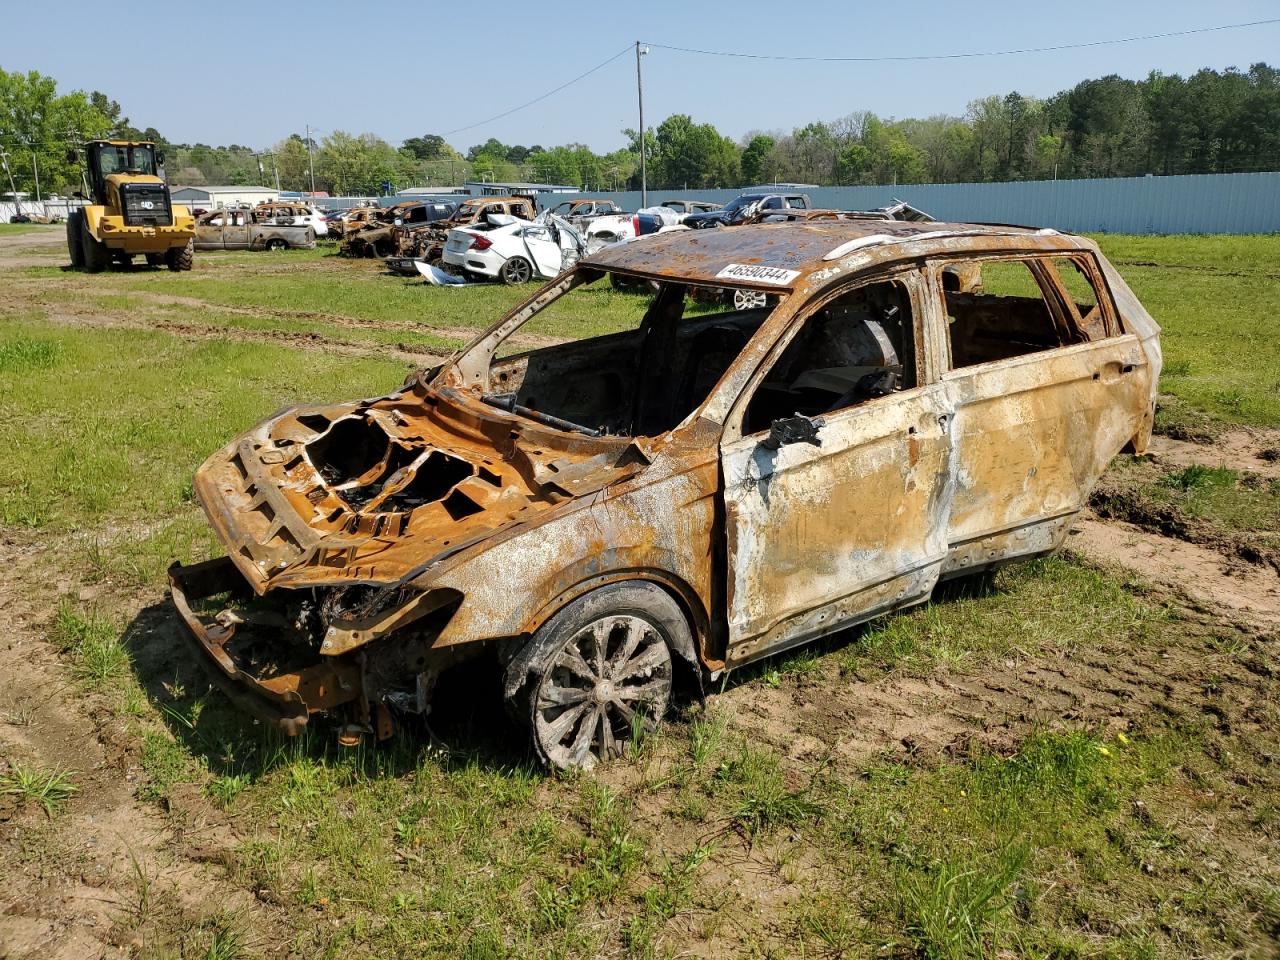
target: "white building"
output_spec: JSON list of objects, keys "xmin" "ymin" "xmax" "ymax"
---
[{"xmin": 170, "ymin": 185, "xmax": 280, "ymax": 209}]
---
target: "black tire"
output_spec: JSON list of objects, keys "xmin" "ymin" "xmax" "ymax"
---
[
  {"xmin": 609, "ymin": 273, "xmax": 661, "ymax": 294},
  {"xmin": 508, "ymin": 582, "xmax": 683, "ymax": 770},
  {"xmin": 500, "ymin": 256, "xmax": 533, "ymax": 285},
  {"xmin": 166, "ymin": 240, "xmax": 194, "ymax": 272},
  {"xmin": 66, "ymin": 211, "xmax": 85, "ymax": 268},
  {"xmin": 265, "ymin": 238, "xmax": 287, "ymax": 252},
  {"xmin": 80, "ymin": 216, "xmax": 109, "ymax": 273}
]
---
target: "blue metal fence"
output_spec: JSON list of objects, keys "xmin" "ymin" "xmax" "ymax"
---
[{"xmin": 534, "ymin": 172, "xmax": 1280, "ymax": 235}]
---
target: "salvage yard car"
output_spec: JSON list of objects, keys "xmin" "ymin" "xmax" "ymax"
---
[
  {"xmin": 684, "ymin": 191, "xmax": 811, "ymax": 228},
  {"xmin": 170, "ymin": 220, "xmax": 1160, "ymax": 769},
  {"xmin": 194, "ymin": 209, "xmax": 316, "ymax": 251},
  {"xmin": 441, "ymin": 213, "xmax": 586, "ymax": 284},
  {"xmin": 393, "ymin": 195, "xmax": 539, "ymax": 268}
]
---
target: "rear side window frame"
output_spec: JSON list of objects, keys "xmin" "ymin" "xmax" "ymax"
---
[{"xmin": 925, "ymin": 251, "xmax": 1122, "ymax": 374}]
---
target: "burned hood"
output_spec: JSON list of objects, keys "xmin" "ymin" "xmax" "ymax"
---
[{"xmin": 194, "ymin": 382, "xmax": 645, "ymax": 593}]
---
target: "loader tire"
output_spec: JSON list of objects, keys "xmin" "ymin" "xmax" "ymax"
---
[
  {"xmin": 80, "ymin": 216, "xmax": 109, "ymax": 273},
  {"xmin": 66, "ymin": 210, "xmax": 85, "ymax": 268},
  {"xmin": 166, "ymin": 240, "xmax": 194, "ymax": 272}
]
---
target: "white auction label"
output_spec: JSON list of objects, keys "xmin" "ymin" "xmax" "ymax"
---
[{"xmin": 714, "ymin": 263, "xmax": 800, "ymax": 286}]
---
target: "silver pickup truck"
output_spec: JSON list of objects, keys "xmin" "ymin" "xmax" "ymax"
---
[{"xmin": 194, "ymin": 209, "xmax": 316, "ymax": 251}]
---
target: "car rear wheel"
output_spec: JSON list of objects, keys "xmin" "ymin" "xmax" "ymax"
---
[
  {"xmin": 265, "ymin": 238, "xmax": 287, "ymax": 252},
  {"xmin": 500, "ymin": 256, "xmax": 533, "ymax": 285},
  {"xmin": 514, "ymin": 582, "xmax": 680, "ymax": 770}
]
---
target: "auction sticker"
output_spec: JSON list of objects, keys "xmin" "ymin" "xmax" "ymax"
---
[{"xmin": 714, "ymin": 263, "xmax": 800, "ymax": 286}]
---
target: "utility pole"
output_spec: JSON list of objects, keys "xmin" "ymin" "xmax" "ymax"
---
[
  {"xmin": 305, "ymin": 124, "xmax": 316, "ymax": 196},
  {"xmin": 0, "ymin": 151, "xmax": 19, "ymax": 215},
  {"xmin": 31, "ymin": 149, "xmax": 41, "ymax": 204},
  {"xmin": 635, "ymin": 41, "xmax": 648, "ymax": 207}
]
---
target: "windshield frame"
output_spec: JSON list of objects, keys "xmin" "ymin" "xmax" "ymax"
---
[
  {"xmin": 434, "ymin": 265, "xmax": 792, "ymax": 437},
  {"xmin": 98, "ymin": 144, "xmax": 157, "ymax": 176},
  {"xmin": 721, "ymin": 195, "xmax": 763, "ymax": 215}
]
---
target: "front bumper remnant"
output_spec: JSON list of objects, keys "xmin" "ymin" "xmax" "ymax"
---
[{"xmin": 168, "ymin": 557, "xmax": 361, "ymax": 735}]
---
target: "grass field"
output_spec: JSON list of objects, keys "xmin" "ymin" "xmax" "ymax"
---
[{"xmin": 0, "ymin": 231, "xmax": 1277, "ymax": 958}]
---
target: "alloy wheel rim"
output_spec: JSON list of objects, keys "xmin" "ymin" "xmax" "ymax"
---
[{"xmin": 533, "ymin": 615, "xmax": 672, "ymax": 769}]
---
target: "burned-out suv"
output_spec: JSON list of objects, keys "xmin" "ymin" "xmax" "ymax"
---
[{"xmin": 171, "ymin": 220, "xmax": 1160, "ymax": 769}]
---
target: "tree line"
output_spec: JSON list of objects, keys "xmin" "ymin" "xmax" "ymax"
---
[{"xmin": 2, "ymin": 62, "xmax": 1278, "ymax": 199}]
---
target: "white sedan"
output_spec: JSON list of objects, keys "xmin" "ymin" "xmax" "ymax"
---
[{"xmin": 443, "ymin": 213, "xmax": 638, "ymax": 285}]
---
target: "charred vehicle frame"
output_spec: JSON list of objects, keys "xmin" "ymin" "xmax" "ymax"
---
[{"xmin": 172, "ymin": 220, "xmax": 1161, "ymax": 769}]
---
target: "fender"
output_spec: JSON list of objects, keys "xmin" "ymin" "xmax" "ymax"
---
[{"xmin": 499, "ymin": 568, "xmax": 709, "ymax": 702}]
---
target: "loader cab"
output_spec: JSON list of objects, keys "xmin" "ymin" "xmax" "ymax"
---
[{"xmin": 82, "ymin": 141, "xmax": 160, "ymax": 202}]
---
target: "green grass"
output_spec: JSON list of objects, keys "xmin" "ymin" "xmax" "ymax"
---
[
  {"xmin": 1093, "ymin": 234, "xmax": 1280, "ymax": 428},
  {"xmin": 0, "ymin": 762, "xmax": 78, "ymax": 815},
  {"xmin": 841, "ymin": 556, "xmax": 1164, "ymax": 675},
  {"xmin": 0, "ymin": 317, "xmax": 407, "ymax": 531},
  {"xmin": 0, "ymin": 222, "xmax": 56, "ymax": 236},
  {"xmin": 52, "ymin": 602, "xmax": 131, "ymax": 688}
]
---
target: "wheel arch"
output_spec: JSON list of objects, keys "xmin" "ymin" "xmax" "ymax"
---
[{"xmin": 499, "ymin": 569, "xmax": 709, "ymax": 701}]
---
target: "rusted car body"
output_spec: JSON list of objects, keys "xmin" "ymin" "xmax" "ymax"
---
[
  {"xmin": 393, "ymin": 196, "xmax": 539, "ymax": 267},
  {"xmin": 172, "ymin": 221, "xmax": 1160, "ymax": 768},
  {"xmin": 194, "ymin": 209, "xmax": 316, "ymax": 251},
  {"xmin": 545, "ymin": 198, "xmax": 627, "ymax": 227},
  {"xmin": 329, "ymin": 205, "xmax": 380, "ymax": 240},
  {"xmin": 341, "ymin": 201, "xmax": 440, "ymax": 258}
]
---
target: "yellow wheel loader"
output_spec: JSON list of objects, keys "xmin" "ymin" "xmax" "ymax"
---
[{"xmin": 66, "ymin": 140, "xmax": 195, "ymax": 272}]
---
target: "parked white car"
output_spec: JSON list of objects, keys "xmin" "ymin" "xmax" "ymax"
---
[{"xmin": 442, "ymin": 214, "xmax": 586, "ymax": 285}]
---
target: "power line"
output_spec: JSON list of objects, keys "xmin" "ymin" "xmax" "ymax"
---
[
  {"xmin": 643, "ymin": 17, "xmax": 1280, "ymax": 63},
  {"xmin": 441, "ymin": 44, "xmax": 633, "ymax": 137}
]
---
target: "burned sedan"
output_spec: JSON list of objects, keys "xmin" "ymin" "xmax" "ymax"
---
[{"xmin": 171, "ymin": 221, "xmax": 1160, "ymax": 768}]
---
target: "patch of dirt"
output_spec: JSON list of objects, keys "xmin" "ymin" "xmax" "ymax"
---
[
  {"xmin": 119, "ymin": 289, "xmax": 569, "ymax": 351},
  {"xmin": 679, "ymin": 520, "xmax": 1279, "ymax": 780},
  {"xmin": 1090, "ymin": 457, "xmax": 1280, "ymax": 574},
  {"xmin": 1071, "ymin": 515, "xmax": 1280, "ymax": 628},
  {"xmin": 0, "ymin": 256, "xmax": 566, "ymax": 353},
  {"xmin": 0, "ymin": 530, "xmax": 289, "ymax": 959},
  {"xmin": 1147, "ymin": 429, "xmax": 1280, "ymax": 481},
  {"xmin": 0, "ymin": 229, "xmax": 65, "ymax": 269}
]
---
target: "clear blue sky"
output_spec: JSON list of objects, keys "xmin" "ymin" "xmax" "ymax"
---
[{"xmin": 5, "ymin": 0, "xmax": 1279, "ymax": 152}]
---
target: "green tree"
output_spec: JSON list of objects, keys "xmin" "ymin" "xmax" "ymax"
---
[
  {"xmin": 741, "ymin": 134, "xmax": 776, "ymax": 184},
  {"xmin": 0, "ymin": 68, "xmax": 115, "ymax": 196},
  {"xmin": 402, "ymin": 133, "xmax": 450, "ymax": 160},
  {"xmin": 652, "ymin": 114, "xmax": 740, "ymax": 189},
  {"xmin": 273, "ymin": 135, "xmax": 310, "ymax": 190}
]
